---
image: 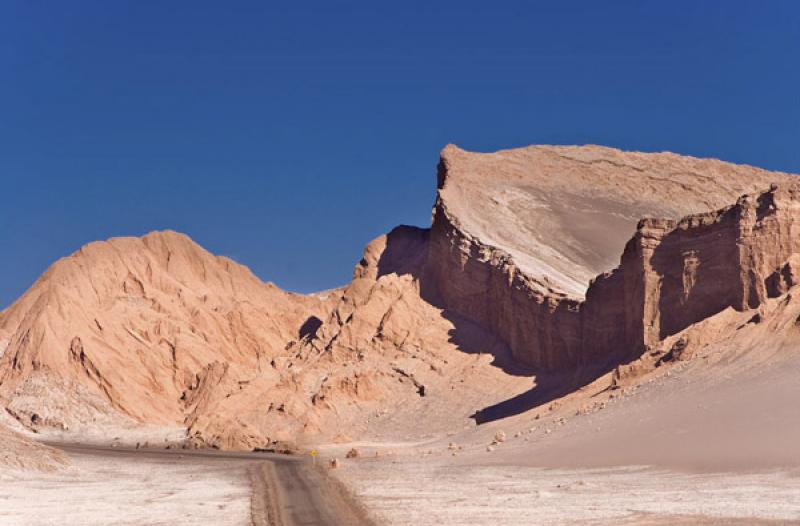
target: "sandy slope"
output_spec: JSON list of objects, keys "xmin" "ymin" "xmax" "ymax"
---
[
  {"xmin": 328, "ymin": 293, "xmax": 800, "ymax": 525},
  {"xmin": 467, "ymin": 294, "xmax": 800, "ymax": 472},
  {"xmin": 0, "ymin": 425, "xmax": 68, "ymax": 472}
]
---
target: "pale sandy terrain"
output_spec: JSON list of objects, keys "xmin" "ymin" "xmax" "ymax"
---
[
  {"xmin": 0, "ymin": 412, "xmax": 68, "ymax": 472},
  {"xmin": 336, "ymin": 461, "xmax": 800, "ymax": 526},
  {"xmin": 0, "ymin": 443, "xmax": 374, "ymax": 526},
  {"xmin": 328, "ymin": 303, "xmax": 800, "ymax": 525},
  {"xmin": 0, "ymin": 450, "xmax": 252, "ymax": 526}
]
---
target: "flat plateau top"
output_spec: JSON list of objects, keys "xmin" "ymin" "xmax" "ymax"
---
[{"xmin": 439, "ymin": 144, "xmax": 796, "ymax": 297}]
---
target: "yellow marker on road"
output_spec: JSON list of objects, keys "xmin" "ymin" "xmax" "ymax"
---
[{"xmin": 309, "ymin": 449, "xmax": 317, "ymax": 465}]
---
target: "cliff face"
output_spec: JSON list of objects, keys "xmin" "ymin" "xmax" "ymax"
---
[
  {"xmin": 576, "ymin": 185, "xmax": 800, "ymax": 366},
  {"xmin": 426, "ymin": 201, "xmax": 582, "ymax": 370},
  {"xmin": 1, "ymin": 144, "xmax": 798, "ymax": 451},
  {"xmin": 624, "ymin": 184, "xmax": 800, "ymax": 351},
  {"xmin": 0, "ymin": 227, "xmax": 530, "ymax": 449},
  {"xmin": 427, "ymin": 145, "xmax": 796, "ymax": 370}
]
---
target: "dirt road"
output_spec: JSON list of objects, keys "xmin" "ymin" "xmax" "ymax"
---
[{"xmin": 49, "ymin": 443, "xmax": 374, "ymax": 526}]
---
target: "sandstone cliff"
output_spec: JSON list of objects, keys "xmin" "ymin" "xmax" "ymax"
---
[
  {"xmin": 0, "ymin": 228, "xmax": 528, "ymax": 449},
  {"xmin": 616, "ymin": 183, "xmax": 800, "ymax": 353},
  {"xmin": 0, "ymin": 145, "xmax": 797, "ymax": 451},
  {"xmin": 427, "ymin": 145, "xmax": 796, "ymax": 370}
]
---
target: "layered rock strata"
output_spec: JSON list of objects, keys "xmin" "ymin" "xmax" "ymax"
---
[
  {"xmin": 426, "ymin": 145, "xmax": 796, "ymax": 370},
  {"xmin": 1, "ymin": 145, "xmax": 797, "ymax": 450},
  {"xmin": 627, "ymin": 183, "xmax": 800, "ymax": 350}
]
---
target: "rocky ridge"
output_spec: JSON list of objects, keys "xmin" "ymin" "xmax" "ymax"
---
[
  {"xmin": 0, "ymin": 145, "xmax": 797, "ymax": 450},
  {"xmin": 428, "ymin": 145, "xmax": 796, "ymax": 369}
]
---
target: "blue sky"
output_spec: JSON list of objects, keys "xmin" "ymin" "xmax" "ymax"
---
[{"xmin": 1, "ymin": 1, "xmax": 799, "ymax": 308}]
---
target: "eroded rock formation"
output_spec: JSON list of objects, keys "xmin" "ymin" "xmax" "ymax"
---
[
  {"xmin": 575, "ymin": 183, "xmax": 800, "ymax": 368},
  {"xmin": 623, "ymin": 183, "xmax": 800, "ymax": 351},
  {"xmin": 427, "ymin": 145, "xmax": 796, "ymax": 370},
  {"xmin": 0, "ymin": 231, "xmax": 335, "ymax": 436},
  {"xmin": 0, "ymin": 144, "xmax": 797, "ymax": 450}
]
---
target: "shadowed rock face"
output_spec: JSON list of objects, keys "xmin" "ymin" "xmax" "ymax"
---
[
  {"xmin": 0, "ymin": 225, "xmax": 526, "ymax": 449},
  {"xmin": 1, "ymin": 144, "xmax": 798, "ymax": 449},
  {"xmin": 426, "ymin": 145, "xmax": 796, "ymax": 370},
  {"xmin": 579, "ymin": 184, "xmax": 800, "ymax": 364},
  {"xmin": 629, "ymin": 184, "xmax": 800, "ymax": 349}
]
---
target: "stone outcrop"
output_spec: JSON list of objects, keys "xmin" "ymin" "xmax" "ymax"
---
[
  {"xmin": 0, "ymin": 226, "xmax": 523, "ymax": 448},
  {"xmin": 427, "ymin": 145, "xmax": 796, "ymax": 370},
  {"xmin": 1, "ymin": 144, "xmax": 798, "ymax": 450},
  {"xmin": 621, "ymin": 183, "xmax": 800, "ymax": 351},
  {"xmin": 0, "ymin": 231, "xmax": 335, "ymax": 438},
  {"xmin": 576, "ymin": 183, "xmax": 800, "ymax": 365}
]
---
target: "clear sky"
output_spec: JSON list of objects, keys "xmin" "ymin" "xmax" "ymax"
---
[{"xmin": 1, "ymin": 1, "xmax": 799, "ymax": 308}]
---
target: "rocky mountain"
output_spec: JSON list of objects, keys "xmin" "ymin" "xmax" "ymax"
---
[
  {"xmin": 0, "ymin": 145, "xmax": 796, "ymax": 450},
  {"xmin": 428, "ymin": 145, "xmax": 795, "ymax": 370},
  {"xmin": 0, "ymin": 231, "xmax": 334, "ymax": 445}
]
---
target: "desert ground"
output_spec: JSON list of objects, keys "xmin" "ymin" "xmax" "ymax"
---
[
  {"xmin": 1, "ymin": 448, "xmax": 251, "ymax": 526},
  {"xmin": 3, "ymin": 324, "xmax": 798, "ymax": 525},
  {"xmin": 327, "ymin": 340, "xmax": 800, "ymax": 525},
  {"xmin": 1, "ymin": 444, "xmax": 373, "ymax": 526}
]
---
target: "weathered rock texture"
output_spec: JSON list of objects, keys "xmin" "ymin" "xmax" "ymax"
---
[
  {"xmin": 626, "ymin": 183, "xmax": 800, "ymax": 351},
  {"xmin": 428, "ymin": 145, "xmax": 796, "ymax": 370},
  {"xmin": 568, "ymin": 183, "xmax": 800, "ymax": 373},
  {"xmin": 0, "ymin": 231, "xmax": 337, "ymax": 445},
  {"xmin": 0, "ymin": 228, "xmax": 527, "ymax": 449},
  {"xmin": 0, "ymin": 144, "xmax": 798, "ymax": 451}
]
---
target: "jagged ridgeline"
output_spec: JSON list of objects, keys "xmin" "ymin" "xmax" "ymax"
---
[{"xmin": 0, "ymin": 145, "xmax": 795, "ymax": 449}]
